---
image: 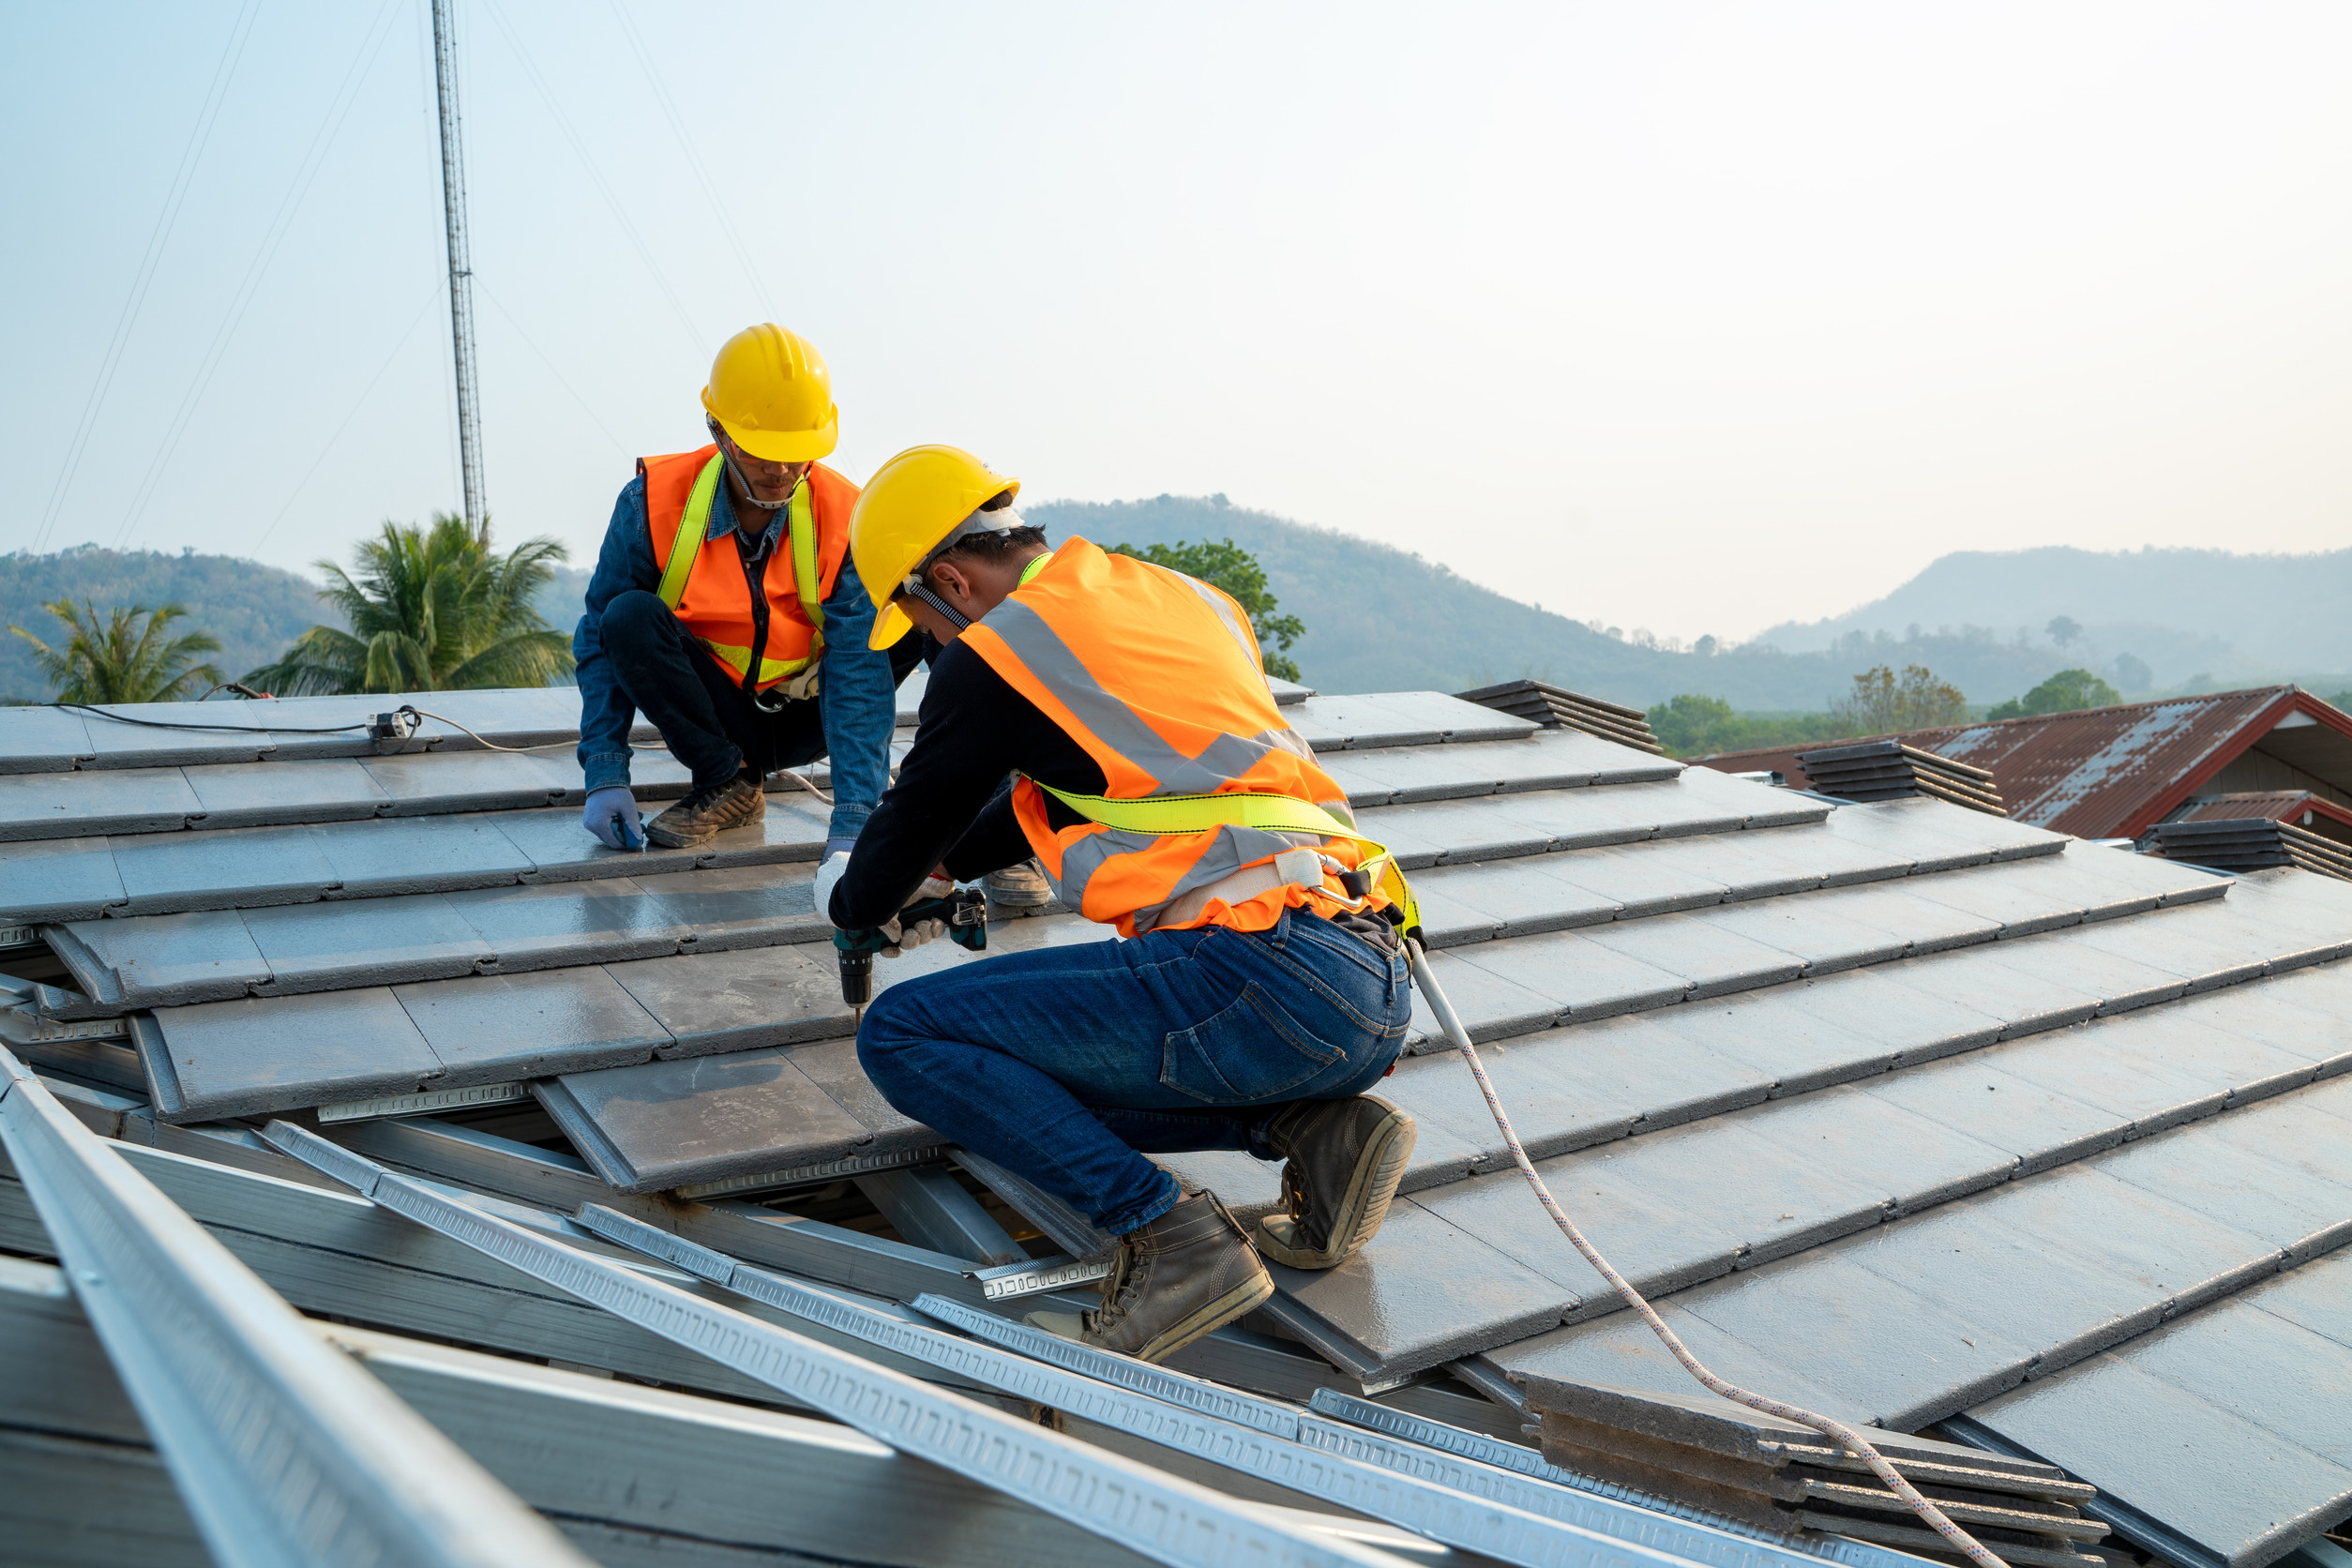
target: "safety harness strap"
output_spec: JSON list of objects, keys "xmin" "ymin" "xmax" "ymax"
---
[{"xmin": 1029, "ymin": 780, "xmax": 1421, "ymax": 934}]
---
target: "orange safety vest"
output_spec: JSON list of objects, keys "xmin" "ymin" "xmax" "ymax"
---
[
  {"xmin": 961, "ymin": 538, "xmax": 1383, "ymax": 937},
  {"xmin": 640, "ymin": 445, "xmax": 856, "ymax": 694}
]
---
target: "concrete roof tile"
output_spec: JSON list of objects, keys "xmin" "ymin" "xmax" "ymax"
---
[
  {"xmin": 178, "ymin": 758, "xmax": 391, "ymax": 827},
  {"xmin": 1901, "ymin": 852, "xmax": 2164, "ymax": 934},
  {"xmin": 442, "ymin": 880, "xmax": 686, "ymax": 970},
  {"xmin": 1729, "ymin": 1082, "xmax": 2018, "ymax": 1215},
  {"xmin": 1575, "ymin": 912, "xmax": 1807, "ymax": 999},
  {"xmin": 1483, "ymin": 1301, "xmax": 1869, "ymax": 1428},
  {"xmin": 0, "ymin": 767, "xmax": 202, "ymax": 841},
  {"xmin": 780, "ymin": 1036, "xmax": 928, "ymax": 1141},
  {"xmin": 1314, "ymin": 738, "xmax": 1591, "ymax": 806},
  {"xmin": 108, "ymin": 822, "xmax": 339, "ymax": 915},
  {"xmin": 627, "ymin": 863, "xmax": 823, "ymax": 953},
  {"xmin": 1380, "ymin": 1035, "xmax": 1643, "ymax": 1173},
  {"xmin": 1858, "ymin": 1053, "xmax": 2133, "ymax": 1177},
  {"xmin": 1961, "ymin": 1162, "xmax": 2274, "ymax": 1300},
  {"xmin": 358, "ymin": 750, "xmax": 584, "ymax": 815},
  {"xmin": 1410, "ymin": 944, "xmax": 1566, "ymax": 1038},
  {"xmin": 1456, "ymin": 929, "xmax": 1691, "ymax": 1023},
  {"xmin": 1650, "ymin": 988, "xmax": 1898, "ymax": 1097},
  {"xmin": 143, "ymin": 987, "xmax": 443, "ymax": 1121},
  {"xmin": 605, "ymin": 944, "xmax": 849, "ymax": 1058},
  {"xmin": 0, "ymin": 836, "xmax": 125, "ymax": 921},
  {"xmin": 76, "ymin": 701, "xmax": 275, "ymax": 768},
  {"xmin": 1419, "ymin": 1160, "xmax": 1744, "ymax": 1306},
  {"xmin": 2232, "ymin": 1244, "xmax": 2352, "ymax": 1348},
  {"xmin": 484, "ymin": 807, "xmax": 704, "ymax": 882},
  {"xmin": 536, "ymin": 1047, "xmax": 870, "ymax": 1192},
  {"xmin": 241, "ymin": 894, "xmax": 491, "ymax": 993},
  {"xmin": 1362, "ymin": 795, "xmax": 1560, "ymax": 868},
  {"xmin": 1678, "ymin": 1249, "xmax": 2043, "ymax": 1427},
  {"xmin": 392, "ymin": 968, "xmax": 670, "ymax": 1081},
  {"xmin": 1683, "ymin": 895, "xmax": 1914, "ymax": 975},
  {"xmin": 1499, "ymin": 1011, "xmax": 1772, "ymax": 1139},
  {"xmin": 1261, "ymin": 1196, "xmax": 1576, "ymax": 1371},
  {"xmin": 1873, "ymin": 944, "xmax": 2106, "ymax": 1035},
  {"xmin": 1965, "ymin": 1338, "xmax": 2352, "ymax": 1568},
  {"xmin": 315, "ymin": 813, "xmax": 539, "ymax": 897},
  {"xmin": 0, "ymin": 704, "xmax": 93, "ymax": 772},
  {"xmin": 1408, "ymin": 859, "xmax": 1614, "ymax": 942},
  {"xmin": 53, "ymin": 908, "xmax": 268, "ymax": 1006},
  {"xmin": 1532, "ymin": 840, "xmax": 1734, "ymax": 919},
  {"xmin": 2166, "ymin": 965, "xmax": 2352, "ymax": 1071},
  {"xmin": 2093, "ymin": 1123, "xmax": 2352, "ymax": 1262}
]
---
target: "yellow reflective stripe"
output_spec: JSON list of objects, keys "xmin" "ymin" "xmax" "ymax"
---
[
  {"xmin": 657, "ymin": 455, "xmax": 725, "ymax": 610},
  {"xmin": 1031, "ymin": 780, "xmax": 1422, "ymax": 933},
  {"xmin": 1017, "ymin": 551, "xmax": 1052, "ymax": 588},
  {"xmin": 788, "ymin": 476, "xmax": 823, "ymax": 661}
]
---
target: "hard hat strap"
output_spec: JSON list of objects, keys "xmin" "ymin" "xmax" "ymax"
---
[
  {"xmin": 901, "ymin": 580, "xmax": 972, "ymax": 632},
  {"xmin": 705, "ymin": 417, "xmax": 794, "ymax": 511}
]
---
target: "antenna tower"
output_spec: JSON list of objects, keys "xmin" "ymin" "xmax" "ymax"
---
[{"xmin": 430, "ymin": 0, "xmax": 485, "ymax": 528}]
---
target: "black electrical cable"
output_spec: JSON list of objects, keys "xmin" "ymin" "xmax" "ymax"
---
[{"xmin": 46, "ymin": 701, "xmax": 375, "ymax": 736}]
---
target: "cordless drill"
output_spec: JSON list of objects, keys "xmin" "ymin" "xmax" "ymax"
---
[{"xmin": 836, "ymin": 885, "xmax": 990, "ymax": 1009}]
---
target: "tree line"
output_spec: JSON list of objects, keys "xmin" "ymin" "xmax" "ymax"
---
[{"xmin": 6, "ymin": 520, "xmax": 1311, "ymax": 702}]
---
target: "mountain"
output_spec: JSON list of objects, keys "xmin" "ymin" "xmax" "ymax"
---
[
  {"xmin": 1026, "ymin": 495, "xmax": 2098, "ymax": 706},
  {"xmin": 1751, "ymin": 546, "xmax": 2352, "ymax": 686},
  {"xmin": 0, "ymin": 546, "xmax": 326, "ymax": 703}
]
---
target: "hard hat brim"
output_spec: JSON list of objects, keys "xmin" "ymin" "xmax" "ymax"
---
[
  {"xmin": 869, "ymin": 599, "xmax": 915, "ymax": 651},
  {"xmin": 716, "ymin": 414, "xmax": 838, "ymax": 463}
]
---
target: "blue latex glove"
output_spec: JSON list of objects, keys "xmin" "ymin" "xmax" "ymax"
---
[{"xmin": 582, "ymin": 785, "xmax": 643, "ymax": 851}]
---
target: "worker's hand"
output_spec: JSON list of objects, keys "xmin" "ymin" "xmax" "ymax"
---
[
  {"xmin": 881, "ymin": 869, "xmax": 956, "ymax": 957},
  {"xmin": 810, "ymin": 844, "xmax": 853, "ymax": 927},
  {"xmin": 582, "ymin": 786, "xmax": 643, "ymax": 852}
]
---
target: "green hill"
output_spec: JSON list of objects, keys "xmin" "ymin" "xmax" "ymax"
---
[
  {"xmin": 1027, "ymin": 494, "xmax": 2090, "ymax": 707},
  {"xmin": 1, "ymin": 546, "xmax": 325, "ymax": 702}
]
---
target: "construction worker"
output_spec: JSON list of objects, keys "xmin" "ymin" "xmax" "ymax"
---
[
  {"xmin": 572, "ymin": 324, "xmax": 916, "ymax": 865},
  {"xmin": 823, "ymin": 445, "xmax": 1419, "ymax": 1364}
]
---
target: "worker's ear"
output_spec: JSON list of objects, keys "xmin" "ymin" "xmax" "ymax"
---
[{"xmin": 927, "ymin": 558, "xmax": 977, "ymax": 610}]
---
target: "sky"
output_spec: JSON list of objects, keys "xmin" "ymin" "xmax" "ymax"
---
[{"xmin": 5, "ymin": 2, "xmax": 2349, "ymax": 645}]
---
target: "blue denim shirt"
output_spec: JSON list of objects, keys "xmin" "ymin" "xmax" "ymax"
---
[{"xmin": 573, "ymin": 464, "xmax": 896, "ymax": 844}]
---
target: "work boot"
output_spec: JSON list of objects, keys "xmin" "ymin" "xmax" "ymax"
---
[
  {"xmin": 1025, "ymin": 1191, "xmax": 1273, "ymax": 1363},
  {"xmin": 644, "ymin": 769, "xmax": 765, "ymax": 848},
  {"xmin": 984, "ymin": 857, "xmax": 1054, "ymax": 913},
  {"xmin": 1251, "ymin": 1093, "xmax": 1417, "ymax": 1270}
]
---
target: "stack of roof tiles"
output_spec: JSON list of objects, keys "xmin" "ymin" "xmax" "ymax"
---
[
  {"xmin": 1515, "ymin": 1379, "xmax": 2107, "ymax": 1567},
  {"xmin": 2149, "ymin": 817, "xmax": 2352, "ymax": 882},
  {"xmin": 1794, "ymin": 741, "xmax": 2007, "ymax": 817},
  {"xmin": 1455, "ymin": 679, "xmax": 1666, "ymax": 755},
  {"xmin": 6, "ymin": 679, "xmax": 2352, "ymax": 1568}
]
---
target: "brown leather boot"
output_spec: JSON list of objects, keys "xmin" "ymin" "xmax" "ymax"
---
[
  {"xmin": 1026, "ymin": 1191, "xmax": 1273, "ymax": 1363},
  {"xmin": 1251, "ymin": 1093, "xmax": 1417, "ymax": 1270},
  {"xmin": 644, "ymin": 769, "xmax": 766, "ymax": 847}
]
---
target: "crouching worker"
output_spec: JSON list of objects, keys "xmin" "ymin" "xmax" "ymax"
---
[
  {"xmin": 821, "ymin": 445, "xmax": 1418, "ymax": 1364},
  {"xmin": 574, "ymin": 324, "xmax": 923, "ymax": 859}
]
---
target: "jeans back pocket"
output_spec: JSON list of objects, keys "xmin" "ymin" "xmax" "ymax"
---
[{"xmin": 1161, "ymin": 982, "xmax": 1345, "ymax": 1104}]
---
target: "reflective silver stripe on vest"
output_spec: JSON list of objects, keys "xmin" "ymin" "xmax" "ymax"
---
[
  {"xmin": 1181, "ymin": 574, "xmax": 1262, "ymax": 671},
  {"xmin": 1048, "ymin": 821, "xmax": 1331, "ymax": 931},
  {"xmin": 987, "ymin": 599, "xmax": 1280, "ymax": 792}
]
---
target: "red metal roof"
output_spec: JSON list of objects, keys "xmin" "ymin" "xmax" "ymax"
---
[{"xmin": 1696, "ymin": 686, "xmax": 2352, "ymax": 839}]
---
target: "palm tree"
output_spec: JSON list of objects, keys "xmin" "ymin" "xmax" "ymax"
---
[
  {"xmin": 9, "ymin": 600, "xmax": 224, "ymax": 703},
  {"xmin": 247, "ymin": 514, "xmax": 573, "ymax": 695}
]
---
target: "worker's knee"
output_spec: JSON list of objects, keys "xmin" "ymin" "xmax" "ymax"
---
[
  {"xmin": 853, "ymin": 984, "xmax": 927, "ymax": 1087},
  {"xmin": 598, "ymin": 589, "xmax": 676, "ymax": 651}
]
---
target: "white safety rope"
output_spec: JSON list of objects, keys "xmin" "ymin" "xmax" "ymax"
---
[{"xmin": 1405, "ymin": 937, "xmax": 2013, "ymax": 1568}]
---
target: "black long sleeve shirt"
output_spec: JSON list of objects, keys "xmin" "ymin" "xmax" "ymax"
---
[{"xmin": 829, "ymin": 639, "xmax": 1107, "ymax": 929}]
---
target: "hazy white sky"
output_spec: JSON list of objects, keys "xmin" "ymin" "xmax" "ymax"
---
[{"xmin": 6, "ymin": 2, "xmax": 2348, "ymax": 642}]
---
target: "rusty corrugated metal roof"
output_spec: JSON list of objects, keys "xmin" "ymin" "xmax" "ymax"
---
[{"xmin": 1697, "ymin": 686, "xmax": 2352, "ymax": 838}]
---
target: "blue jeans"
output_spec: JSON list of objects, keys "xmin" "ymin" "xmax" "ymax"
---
[{"xmin": 858, "ymin": 908, "xmax": 1412, "ymax": 1236}]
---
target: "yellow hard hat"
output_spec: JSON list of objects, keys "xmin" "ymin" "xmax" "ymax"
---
[
  {"xmin": 852, "ymin": 445, "xmax": 1022, "ymax": 649},
  {"xmin": 701, "ymin": 324, "xmax": 838, "ymax": 461}
]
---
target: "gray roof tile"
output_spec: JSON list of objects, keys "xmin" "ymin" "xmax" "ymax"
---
[
  {"xmin": 53, "ymin": 908, "xmax": 269, "ymax": 1006},
  {"xmin": 241, "ymin": 893, "xmax": 491, "ymax": 993},
  {"xmin": 442, "ymin": 880, "xmax": 687, "ymax": 969},
  {"xmin": 314, "ymin": 813, "xmax": 539, "ymax": 897},
  {"xmin": 604, "ymin": 944, "xmax": 850, "ymax": 1058},
  {"xmin": 535, "ymin": 1047, "xmax": 870, "ymax": 1191},
  {"xmin": 0, "ymin": 767, "xmax": 201, "ymax": 840},
  {"xmin": 1454, "ymin": 929, "xmax": 1691, "ymax": 1023},
  {"xmin": 1534, "ymin": 840, "xmax": 1735, "ymax": 919},
  {"xmin": 630, "ymin": 864, "xmax": 823, "ymax": 952},
  {"xmin": 1263, "ymin": 1196, "xmax": 1577, "ymax": 1370},
  {"xmin": 1486, "ymin": 1300, "xmax": 1870, "ymax": 1427},
  {"xmin": 1730, "ymin": 1081, "xmax": 2018, "ymax": 1216},
  {"xmin": 178, "ymin": 758, "xmax": 391, "ymax": 827},
  {"xmin": 77, "ymin": 701, "xmax": 275, "ymax": 768},
  {"xmin": 141, "ymin": 987, "xmax": 442, "ymax": 1120},
  {"xmin": 0, "ymin": 704, "xmax": 92, "ymax": 772},
  {"xmin": 0, "ymin": 836, "xmax": 125, "ymax": 921},
  {"xmin": 1420, "ymin": 1160, "xmax": 1744, "ymax": 1305},
  {"xmin": 1574, "ymin": 912, "xmax": 1807, "ymax": 999},
  {"xmin": 392, "ymin": 968, "xmax": 670, "ymax": 1081},
  {"xmin": 110, "ymin": 822, "xmax": 339, "ymax": 914},
  {"xmin": 1963, "ymin": 1289, "xmax": 2352, "ymax": 1568}
]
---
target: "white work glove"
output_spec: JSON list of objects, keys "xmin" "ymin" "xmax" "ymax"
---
[
  {"xmin": 811, "ymin": 848, "xmax": 852, "ymax": 927},
  {"xmin": 881, "ymin": 871, "xmax": 957, "ymax": 957}
]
